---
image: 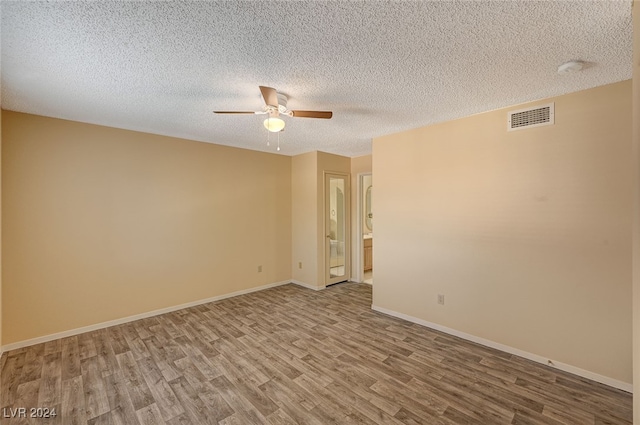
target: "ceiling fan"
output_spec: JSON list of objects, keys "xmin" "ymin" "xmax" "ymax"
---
[{"xmin": 214, "ymin": 86, "xmax": 332, "ymax": 133}]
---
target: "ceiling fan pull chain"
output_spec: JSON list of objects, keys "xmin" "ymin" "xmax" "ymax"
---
[{"xmin": 277, "ymin": 130, "xmax": 280, "ymax": 152}]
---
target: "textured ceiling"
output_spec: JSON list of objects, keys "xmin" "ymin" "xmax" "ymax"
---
[{"xmin": 0, "ymin": 1, "xmax": 633, "ymax": 157}]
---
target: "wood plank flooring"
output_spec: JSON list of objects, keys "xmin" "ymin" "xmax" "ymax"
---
[{"xmin": 0, "ymin": 283, "xmax": 633, "ymax": 424}]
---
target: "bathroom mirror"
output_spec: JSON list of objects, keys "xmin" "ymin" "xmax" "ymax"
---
[{"xmin": 365, "ymin": 185, "xmax": 373, "ymax": 231}]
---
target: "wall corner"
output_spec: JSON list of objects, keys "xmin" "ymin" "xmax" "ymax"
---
[{"xmin": 632, "ymin": 1, "xmax": 640, "ymax": 421}]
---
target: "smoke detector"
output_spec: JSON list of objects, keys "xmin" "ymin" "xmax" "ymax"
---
[{"xmin": 557, "ymin": 60, "xmax": 584, "ymax": 75}]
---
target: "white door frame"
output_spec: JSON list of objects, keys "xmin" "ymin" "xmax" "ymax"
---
[{"xmin": 354, "ymin": 173, "xmax": 372, "ymax": 283}]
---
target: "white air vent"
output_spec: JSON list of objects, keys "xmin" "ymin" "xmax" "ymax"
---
[{"xmin": 507, "ymin": 103, "xmax": 554, "ymax": 131}]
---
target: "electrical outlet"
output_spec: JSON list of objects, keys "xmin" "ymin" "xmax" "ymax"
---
[
  {"xmin": 298, "ymin": 262, "xmax": 303, "ymax": 269},
  {"xmin": 437, "ymin": 294, "xmax": 445, "ymax": 305},
  {"xmin": 257, "ymin": 265, "xmax": 262, "ymax": 273}
]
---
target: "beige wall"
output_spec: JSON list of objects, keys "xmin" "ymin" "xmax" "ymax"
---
[
  {"xmin": 632, "ymin": 0, "xmax": 639, "ymax": 420},
  {"xmin": 0, "ymin": 107, "xmax": 2, "ymax": 351},
  {"xmin": 291, "ymin": 151, "xmax": 319, "ymax": 287},
  {"xmin": 350, "ymin": 155, "xmax": 372, "ymax": 282},
  {"xmin": 373, "ymin": 81, "xmax": 633, "ymax": 385},
  {"xmin": 2, "ymin": 111, "xmax": 292, "ymax": 345}
]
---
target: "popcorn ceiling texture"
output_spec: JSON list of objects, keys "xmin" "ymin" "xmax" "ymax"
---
[{"xmin": 0, "ymin": 1, "xmax": 633, "ymax": 157}]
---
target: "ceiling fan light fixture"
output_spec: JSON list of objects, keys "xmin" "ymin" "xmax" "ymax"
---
[{"xmin": 264, "ymin": 117, "xmax": 285, "ymax": 132}]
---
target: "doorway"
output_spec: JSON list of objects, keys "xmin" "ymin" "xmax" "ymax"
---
[{"xmin": 325, "ymin": 173, "xmax": 350, "ymax": 286}]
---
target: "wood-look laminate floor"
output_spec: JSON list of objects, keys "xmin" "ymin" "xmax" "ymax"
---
[{"xmin": 0, "ymin": 283, "xmax": 632, "ymax": 425}]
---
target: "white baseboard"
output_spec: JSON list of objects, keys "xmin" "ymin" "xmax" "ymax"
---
[
  {"xmin": 291, "ymin": 280, "xmax": 325, "ymax": 291},
  {"xmin": 1, "ymin": 280, "xmax": 292, "ymax": 353},
  {"xmin": 371, "ymin": 304, "xmax": 632, "ymax": 393}
]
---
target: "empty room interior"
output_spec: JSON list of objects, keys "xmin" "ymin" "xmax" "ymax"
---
[{"xmin": 1, "ymin": 2, "xmax": 640, "ymax": 424}]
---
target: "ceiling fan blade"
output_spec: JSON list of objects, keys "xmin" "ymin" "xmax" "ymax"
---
[
  {"xmin": 259, "ymin": 86, "xmax": 279, "ymax": 108},
  {"xmin": 213, "ymin": 111, "xmax": 262, "ymax": 114},
  {"xmin": 290, "ymin": 110, "xmax": 333, "ymax": 119}
]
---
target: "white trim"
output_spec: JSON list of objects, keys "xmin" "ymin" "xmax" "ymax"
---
[
  {"xmin": 1, "ymin": 280, "xmax": 291, "ymax": 353},
  {"xmin": 353, "ymin": 173, "xmax": 368, "ymax": 283},
  {"xmin": 371, "ymin": 304, "xmax": 632, "ymax": 393},
  {"xmin": 291, "ymin": 279, "xmax": 325, "ymax": 291},
  {"xmin": 352, "ymin": 173, "xmax": 363, "ymax": 283},
  {"xmin": 357, "ymin": 173, "xmax": 373, "ymax": 284}
]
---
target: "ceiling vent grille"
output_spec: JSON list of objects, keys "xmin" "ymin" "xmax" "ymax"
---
[{"xmin": 507, "ymin": 103, "xmax": 554, "ymax": 131}]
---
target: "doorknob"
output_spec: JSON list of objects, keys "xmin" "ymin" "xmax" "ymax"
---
[{"xmin": 326, "ymin": 235, "xmax": 331, "ymax": 238}]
